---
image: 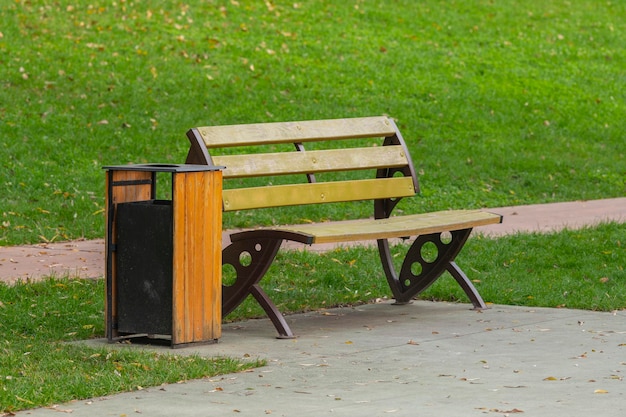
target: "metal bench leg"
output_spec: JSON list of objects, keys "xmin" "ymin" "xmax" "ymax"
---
[
  {"xmin": 221, "ymin": 238, "xmax": 278, "ymax": 310},
  {"xmin": 446, "ymin": 261, "xmax": 487, "ymax": 309},
  {"xmin": 378, "ymin": 229, "xmax": 485, "ymax": 306},
  {"xmin": 250, "ymin": 284, "xmax": 296, "ymax": 339},
  {"xmin": 221, "ymin": 237, "xmax": 297, "ymax": 338}
]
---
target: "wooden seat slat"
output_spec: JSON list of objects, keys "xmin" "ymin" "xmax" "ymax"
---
[
  {"xmin": 213, "ymin": 145, "xmax": 409, "ymax": 179},
  {"xmin": 264, "ymin": 210, "xmax": 502, "ymax": 244},
  {"xmin": 223, "ymin": 176, "xmax": 416, "ymax": 211}
]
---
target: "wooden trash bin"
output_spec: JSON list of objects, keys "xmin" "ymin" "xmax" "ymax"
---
[{"xmin": 104, "ymin": 164, "xmax": 223, "ymax": 348}]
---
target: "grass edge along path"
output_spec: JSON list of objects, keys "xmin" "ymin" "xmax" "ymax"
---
[{"xmin": 0, "ymin": 278, "xmax": 263, "ymax": 414}]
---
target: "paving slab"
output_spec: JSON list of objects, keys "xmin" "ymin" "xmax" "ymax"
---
[
  {"xmin": 15, "ymin": 301, "xmax": 626, "ymax": 417},
  {"xmin": 0, "ymin": 239, "xmax": 105, "ymax": 284}
]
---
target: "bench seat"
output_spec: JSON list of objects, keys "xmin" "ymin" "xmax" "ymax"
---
[{"xmin": 231, "ymin": 209, "xmax": 501, "ymax": 245}]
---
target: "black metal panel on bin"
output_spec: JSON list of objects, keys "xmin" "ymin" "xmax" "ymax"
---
[{"xmin": 115, "ymin": 200, "xmax": 173, "ymax": 335}]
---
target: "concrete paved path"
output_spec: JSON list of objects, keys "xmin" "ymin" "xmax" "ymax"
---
[{"xmin": 15, "ymin": 301, "xmax": 626, "ymax": 417}]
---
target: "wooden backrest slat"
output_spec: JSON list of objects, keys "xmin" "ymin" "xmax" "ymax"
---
[
  {"xmin": 187, "ymin": 116, "xmax": 419, "ymax": 212},
  {"xmin": 213, "ymin": 145, "xmax": 409, "ymax": 179},
  {"xmin": 222, "ymin": 177, "xmax": 415, "ymax": 211},
  {"xmin": 196, "ymin": 116, "xmax": 396, "ymax": 148}
]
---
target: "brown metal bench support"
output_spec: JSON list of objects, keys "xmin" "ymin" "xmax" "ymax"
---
[
  {"xmin": 377, "ymin": 228, "xmax": 486, "ymax": 308},
  {"xmin": 249, "ymin": 284, "xmax": 295, "ymax": 339},
  {"xmin": 223, "ymin": 227, "xmax": 486, "ymax": 338},
  {"xmin": 222, "ymin": 236, "xmax": 296, "ymax": 338}
]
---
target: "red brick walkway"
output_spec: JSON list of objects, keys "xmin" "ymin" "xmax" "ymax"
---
[{"xmin": 1, "ymin": 198, "xmax": 624, "ymax": 284}]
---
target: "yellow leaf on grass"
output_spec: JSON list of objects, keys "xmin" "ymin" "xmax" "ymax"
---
[{"xmin": 16, "ymin": 396, "xmax": 35, "ymax": 404}]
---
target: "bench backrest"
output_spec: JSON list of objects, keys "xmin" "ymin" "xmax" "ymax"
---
[{"xmin": 185, "ymin": 116, "xmax": 419, "ymax": 218}]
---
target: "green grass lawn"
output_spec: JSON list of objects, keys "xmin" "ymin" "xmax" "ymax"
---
[
  {"xmin": 1, "ymin": 0, "xmax": 624, "ymax": 244},
  {"xmin": 1, "ymin": 0, "xmax": 625, "ymax": 413}
]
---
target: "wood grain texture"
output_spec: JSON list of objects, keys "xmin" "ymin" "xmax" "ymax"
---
[
  {"xmin": 109, "ymin": 170, "xmax": 153, "ymax": 204},
  {"xmin": 222, "ymin": 176, "xmax": 416, "ymax": 211},
  {"xmin": 266, "ymin": 210, "xmax": 503, "ymax": 244},
  {"xmin": 197, "ymin": 116, "xmax": 396, "ymax": 148},
  {"xmin": 214, "ymin": 145, "xmax": 408, "ymax": 179},
  {"xmin": 172, "ymin": 170, "xmax": 222, "ymax": 345}
]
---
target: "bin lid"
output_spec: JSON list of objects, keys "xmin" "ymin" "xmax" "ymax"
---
[{"xmin": 103, "ymin": 163, "xmax": 224, "ymax": 173}]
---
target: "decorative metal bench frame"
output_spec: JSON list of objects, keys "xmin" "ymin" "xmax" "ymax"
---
[{"xmin": 185, "ymin": 116, "xmax": 502, "ymax": 338}]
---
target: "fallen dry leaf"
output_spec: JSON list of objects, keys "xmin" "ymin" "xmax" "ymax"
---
[
  {"xmin": 44, "ymin": 405, "xmax": 73, "ymax": 413},
  {"xmin": 491, "ymin": 408, "xmax": 524, "ymax": 414}
]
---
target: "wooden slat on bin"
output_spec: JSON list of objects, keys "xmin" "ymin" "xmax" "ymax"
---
[{"xmin": 172, "ymin": 170, "xmax": 222, "ymax": 345}]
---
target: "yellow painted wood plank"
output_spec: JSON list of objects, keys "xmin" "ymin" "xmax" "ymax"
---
[
  {"xmin": 197, "ymin": 116, "xmax": 396, "ymax": 148},
  {"xmin": 223, "ymin": 176, "xmax": 416, "ymax": 211},
  {"xmin": 267, "ymin": 210, "xmax": 503, "ymax": 244},
  {"xmin": 214, "ymin": 145, "xmax": 409, "ymax": 179}
]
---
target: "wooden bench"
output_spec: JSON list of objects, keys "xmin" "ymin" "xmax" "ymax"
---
[{"xmin": 185, "ymin": 116, "xmax": 502, "ymax": 338}]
